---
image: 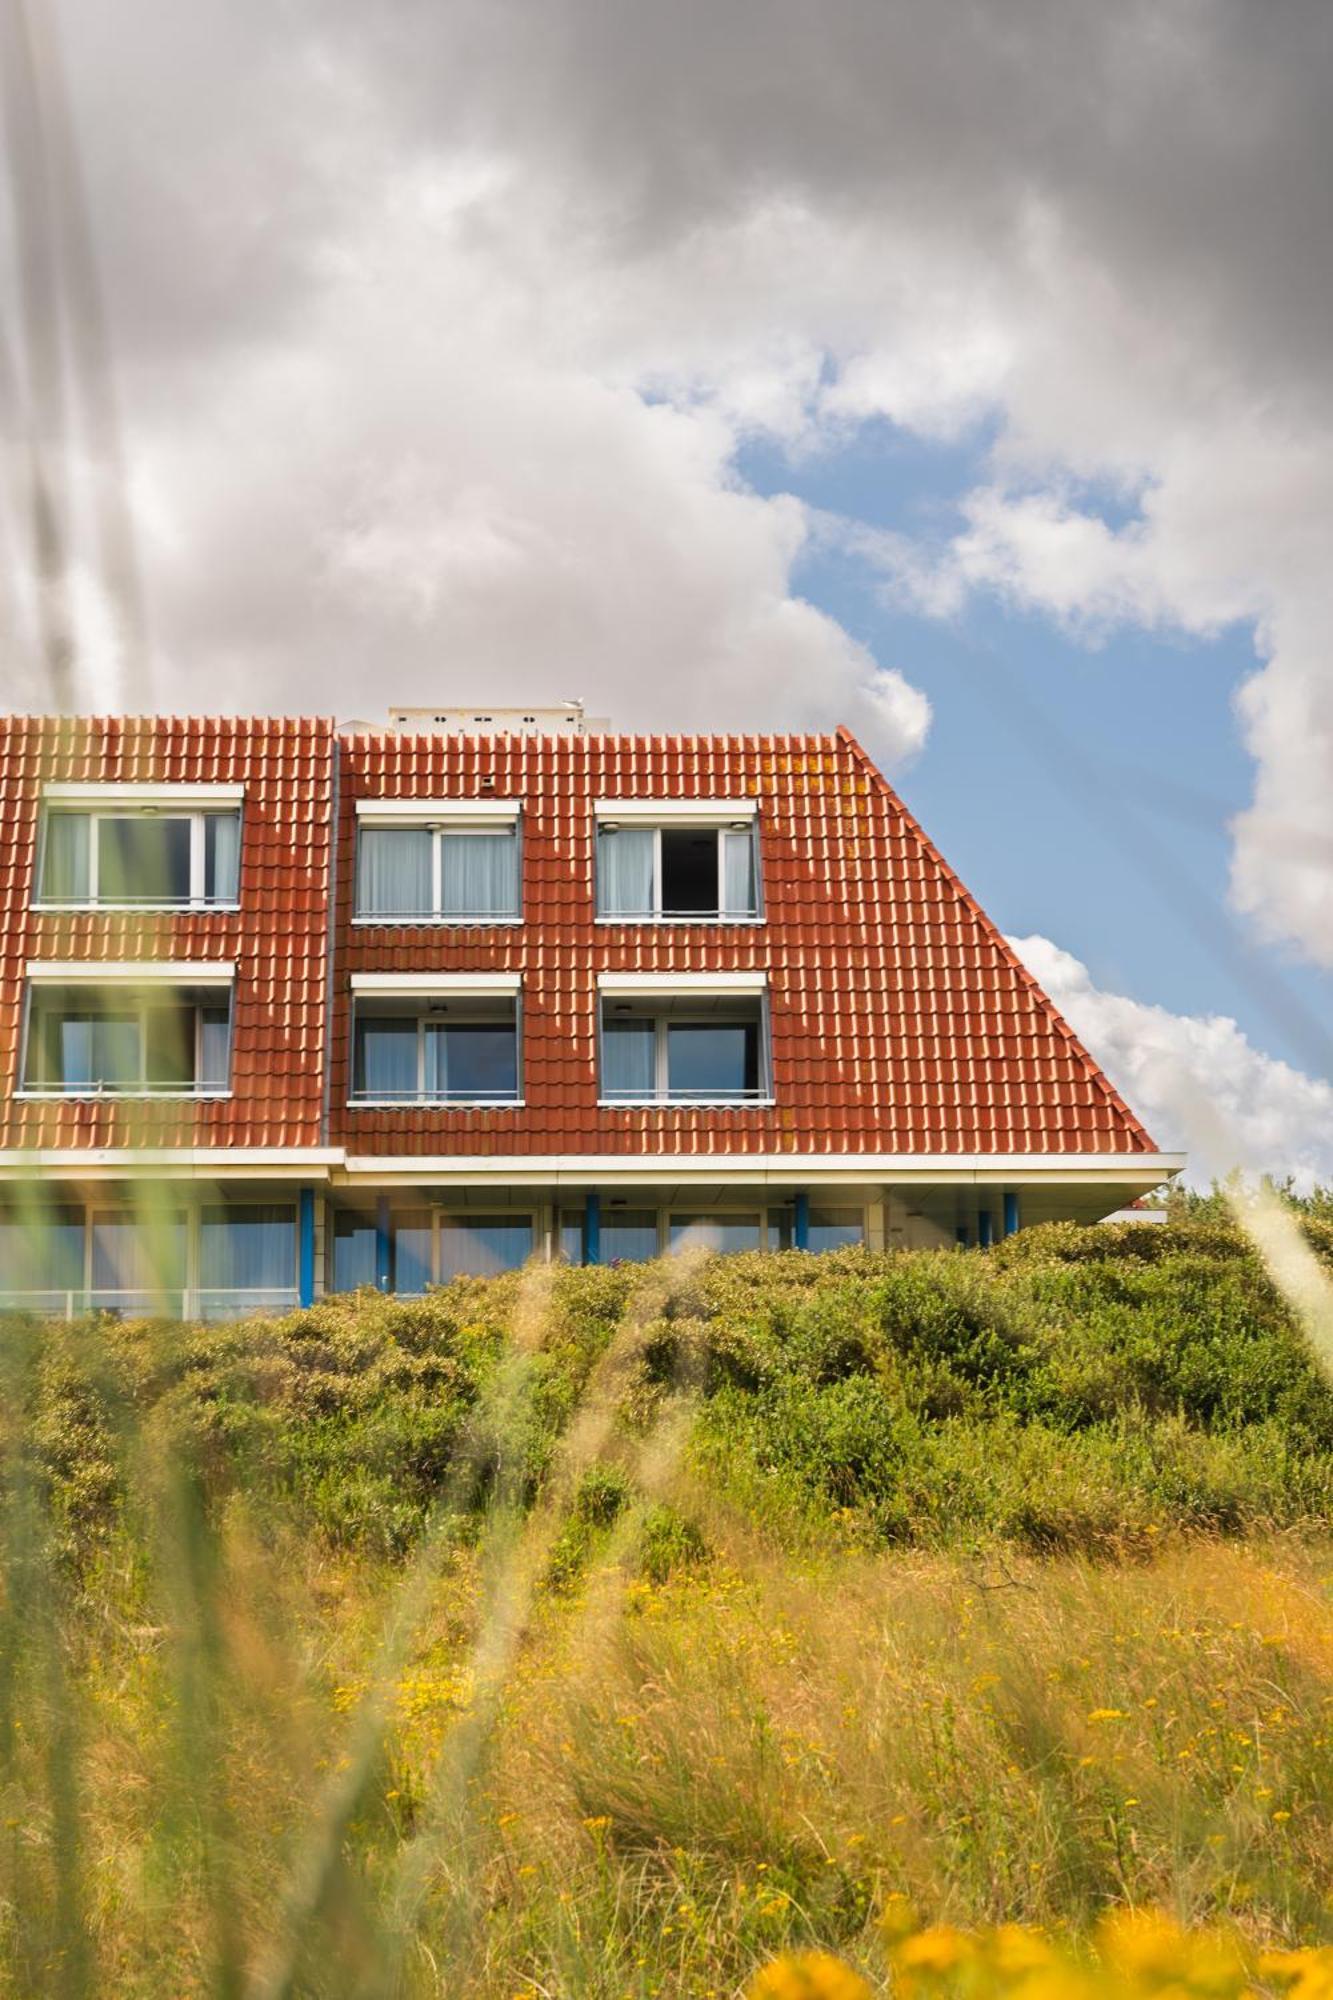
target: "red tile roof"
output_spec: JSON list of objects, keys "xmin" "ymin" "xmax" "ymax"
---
[
  {"xmin": 333, "ymin": 725, "xmax": 1155, "ymax": 1157},
  {"xmin": 0, "ymin": 715, "xmax": 334, "ymax": 1152}
]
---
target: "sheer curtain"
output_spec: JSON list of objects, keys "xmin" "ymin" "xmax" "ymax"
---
[
  {"xmin": 357, "ymin": 829, "xmax": 432, "ymax": 917},
  {"xmin": 721, "ymin": 829, "xmax": 757, "ymax": 916},
  {"xmin": 355, "ymin": 1016, "xmax": 419, "ymax": 1098},
  {"xmin": 438, "ymin": 1218, "xmax": 532, "ymax": 1279},
  {"xmin": 200, "ymin": 1205, "xmax": 296, "ymax": 1292},
  {"xmin": 602, "ymin": 1018, "xmax": 656, "ymax": 1097},
  {"xmin": 41, "ymin": 812, "xmax": 89, "ymax": 901},
  {"xmin": 441, "ymin": 832, "xmax": 518, "ymax": 917},
  {"xmin": 597, "ymin": 828, "xmax": 655, "ymax": 915},
  {"xmin": 206, "ymin": 813, "xmax": 241, "ymax": 902},
  {"xmin": 90, "ymin": 1211, "xmax": 187, "ymax": 1299}
]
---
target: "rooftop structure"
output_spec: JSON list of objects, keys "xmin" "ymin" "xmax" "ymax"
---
[{"xmin": 0, "ymin": 712, "xmax": 1181, "ymax": 1315}]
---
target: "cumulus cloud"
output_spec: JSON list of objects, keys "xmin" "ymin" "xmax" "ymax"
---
[
  {"xmin": 1011, "ymin": 933, "xmax": 1333, "ymax": 1190},
  {"xmin": 3, "ymin": 0, "xmax": 1332, "ymax": 945}
]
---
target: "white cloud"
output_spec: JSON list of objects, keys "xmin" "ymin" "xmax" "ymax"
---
[
  {"xmin": 1010, "ymin": 933, "xmax": 1333, "ymax": 1191},
  {"xmin": 4, "ymin": 0, "xmax": 1332, "ymax": 956}
]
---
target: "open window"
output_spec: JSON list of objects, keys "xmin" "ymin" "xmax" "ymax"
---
[
  {"xmin": 20, "ymin": 965, "xmax": 234, "ymax": 1096},
  {"xmin": 348, "ymin": 974, "xmax": 521, "ymax": 1105},
  {"xmin": 595, "ymin": 801, "xmax": 760, "ymax": 920},
  {"xmin": 354, "ymin": 800, "xmax": 521, "ymax": 922},
  {"xmin": 598, "ymin": 974, "xmax": 769, "ymax": 1104},
  {"xmin": 36, "ymin": 785, "xmax": 242, "ymax": 909}
]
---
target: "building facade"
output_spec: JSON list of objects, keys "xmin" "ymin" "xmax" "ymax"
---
[{"xmin": 0, "ymin": 712, "xmax": 1181, "ymax": 1315}]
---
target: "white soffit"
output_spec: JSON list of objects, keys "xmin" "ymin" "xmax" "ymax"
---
[
  {"xmin": 42, "ymin": 782, "xmax": 245, "ymax": 807},
  {"xmin": 354, "ymin": 798, "xmax": 521, "ymax": 824},
  {"xmin": 26, "ymin": 960, "xmax": 236, "ymax": 985},
  {"xmin": 597, "ymin": 970, "xmax": 767, "ymax": 998},
  {"xmin": 350, "ymin": 971, "xmax": 521, "ymax": 999},
  {"xmin": 594, "ymin": 798, "xmax": 756, "ymax": 823}
]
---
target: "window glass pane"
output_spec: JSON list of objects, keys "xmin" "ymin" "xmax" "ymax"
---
[
  {"xmin": 90, "ymin": 1210, "xmax": 187, "ymax": 1306},
  {"xmin": 596, "ymin": 827, "xmax": 655, "ymax": 917},
  {"xmin": 332, "ymin": 1212, "xmax": 377, "ymax": 1290},
  {"xmin": 666, "ymin": 1022, "xmax": 756, "ymax": 1097},
  {"xmin": 0, "ymin": 1207, "xmax": 84, "ymax": 1297},
  {"xmin": 668, "ymin": 1214, "xmax": 762, "ymax": 1255},
  {"xmin": 199, "ymin": 1205, "xmax": 295, "ymax": 1291},
  {"xmin": 40, "ymin": 813, "xmax": 89, "ymax": 901},
  {"xmin": 601, "ymin": 1210, "xmax": 659, "ymax": 1263},
  {"xmin": 602, "ymin": 1018, "xmax": 655, "ymax": 1098},
  {"xmin": 440, "ymin": 832, "xmax": 518, "ymax": 918},
  {"xmin": 438, "ymin": 1217, "xmax": 532, "ymax": 1279},
  {"xmin": 721, "ymin": 828, "xmax": 758, "ymax": 917},
  {"xmin": 660, "ymin": 829, "xmax": 718, "ymax": 914},
  {"xmin": 426, "ymin": 1023, "xmax": 518, "ymax": 1100},
  {"xmin": 768, "ymin": 1207, "xmax": 793, "ymax": 1251},
  {"xmin": 97, "ymin": 817, "xmax": 191, "ymax": 902},
  {"xmin": 94, "ymin": 1015, "xmax": 143, "ymax": 1087},
  {"xmin": 394, "ymin": 1211, "xmax": 433, "ymax": 1294},
  {"xmin": 146, "ymin": 1002, "xmax": 195, "ymax": 1087},
  {"xmin": 354, "ymin": 1016, "xmax": 418, "ymax": 1099},
  {"xmin": 356, "ymin": 828, "xmax": 432, "ymax": 918},
  {"xmin": 808, "ymin": 1209, "xmax": 866, "ymax": 1253},
  {"xmin": 199, "ymin": 1007, "xmax": 232, "ymax": 1089},
  {"xmin": 205, "ymin": 813, "xmax": 241, "ymax": 902},
  {"xmin": 558, "ymin": 1214, "xmax": 584, "ymax": 1264}
]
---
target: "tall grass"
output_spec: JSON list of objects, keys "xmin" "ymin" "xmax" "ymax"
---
[{"xmin": 1, "ymin": 1222, "xmax": 1331, "ymax": 1992}]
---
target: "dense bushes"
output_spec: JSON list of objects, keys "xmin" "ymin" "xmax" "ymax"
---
[{"xmin": 6, "ymin": 1219, "xmax": 1332, "ymax": 1565}]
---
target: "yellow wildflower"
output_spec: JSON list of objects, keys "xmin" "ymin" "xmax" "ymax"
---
[{"xmin": 747, "ymin": 1953, "xmax": 874, "ymax": 2000}]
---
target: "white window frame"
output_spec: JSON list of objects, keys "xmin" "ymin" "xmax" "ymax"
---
[
  {"xmin": 594, "ymin": 800, "xmax": 762, "ymax": 924},
  {"xmin": 347, "ymin": 973, "xmax": 523, "ymax": 1107},
  {"xmin": 34, "ymin": 780, "xmax": 244, "ymax": 916},
  {"xmin": 596, "ymin": 975, "xmax": 772, "ymax": 1107},
  {"xmin": 17, "ymin": 962, "xmax": 235, "ymax": 1100},
  {"xmin": 352, "ymin": 800, "xmax": 523, "ymax": 926}
]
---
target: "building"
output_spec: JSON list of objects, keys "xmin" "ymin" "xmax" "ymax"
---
[{"xmin": 0, "ymin": 712, "xmax": 1181, "ymax": 1315}]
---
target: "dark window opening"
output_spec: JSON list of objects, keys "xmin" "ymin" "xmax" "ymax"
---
[{"xmin": 659, "ymin": 830, "xmax": 717, "ymax": 914}]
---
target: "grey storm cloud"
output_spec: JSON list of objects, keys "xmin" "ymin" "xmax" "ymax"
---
[{"xmin": 4, "ymin": 0, "xmax": 1333, "ymax": 978}]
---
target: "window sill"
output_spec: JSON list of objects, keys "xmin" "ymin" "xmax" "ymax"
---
[
  {"xmin": 14, "ymin": 1088, "xmax": 234, "ymax": 1102},
  {"xmin": 350, "ymin": 915, "xmax": 523, "ymax": 928},
  {"xmin": 31, "ymin": 901, "xmax": 242, "ymax": 915},
  {"xmin": 346, "ymin": 1098, "xmax": 526, "ymax": 1110},
  {"xmin": 598, "ymin": 1096, "xmax": 776, "ymax": 1110},
  {"xmin": 594, "ymin": 914, "xmax": 764, "ymax": 926}
]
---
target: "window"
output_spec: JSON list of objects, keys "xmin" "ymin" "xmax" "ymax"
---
[
  {"xmin": 355, "ymin": 823, "xmax": 520, "ymax": 921},
  {"xmin": 807, "ymin": 1208, "xmax": 866, "ymax": 1253},
  {"xmin": 600, "ymin": 993, "xmax": 767, "ymax": 1104},
  {"xmin": 438, "ymin": 1215, "xmax": 532, "ymax": 1279},
  {"xmin": 22, "ymin": 983, "xmax": 232, "ymax": 1095},
  {"xmin": 198, "ymin": 1205, "xmax": 296, "ymax": 1307},
  {"xmin": 0, "ymin": 1205, "xmax": 85, "ymax": 1305},
  {"xmin": 351, "ymin": 995, "xmax": 520, "ymax": 1104},
  {"xmin": 596, "ymin": 821, "xmax": 758, "ymax": 920},
  {"xmin": 332, "ymin": 1211, "xmax": 377, "ymax": 1290},
  {"xmin": 668, "ymin": 1214, "xmax": 763, "ymax": 1254},
  {"xmin": 601, "ymin": 1209, "xmax": 660, "ymax": 1262},
  {"xmin": 37, "ymin": 808, "xmax": 241, "ymax": 908},
  {"xmin": 90, "ymin": 1209, "xmax": 187, "ymax": 1312}
]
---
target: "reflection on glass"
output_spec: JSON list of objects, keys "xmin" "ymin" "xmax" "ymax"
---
[
  {"xmin": 601, "ymin": 1210, "xmax": 659, "ymax": 1262},
  {"xmin": 199, "ymin": 1205, "xmax": 296, "ymax": 1295},
  {"xmin": 668, "ymin": 1214, "xmax": 762, "ymax": 1254},
  {"xmin": 332, "ymin": 1212, "xmax": 377, "ymax": 1290},
  {"xmin": 395, "ymin": 1211, "xmax": 433, "ymax": 1293},
  {"xmin": 808, "ymin": 1208, "xmax": 865, "ymax": 1252},
  {"xmin": 666, "ymin": 1023, "xmax": 756, "ymax": 1097},
  {"xmin": 437, "ymin": 1218, "xmax": 532, "ymax": 1279},
  {"xmin": 90, "ymin": 1210, "xmax": 187, "ymax": 1309}
]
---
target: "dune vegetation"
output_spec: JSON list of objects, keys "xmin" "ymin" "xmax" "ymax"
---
[{"xmin": 1, "ymin": 1217, "xmax": 1331, "ymax": 1994}]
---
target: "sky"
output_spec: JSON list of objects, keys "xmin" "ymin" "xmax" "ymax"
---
[{"xmin": 3, "ymin": 0, "xmax": 1333, "ymax": 1184}]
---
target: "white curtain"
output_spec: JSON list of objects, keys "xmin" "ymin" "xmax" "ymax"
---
[
  {"xmin": 206, "ymin": 812, "xmax": 241, "ymax": 902},
  {"xmin": 722, "ymin": 829, "xmax": 757, "ymax": 916},
  {"xmin": 357, "ymin": 828, "xmax": 432, "ymax": 917},
  {"xmin": 441, "ymin": 832, "xmax": 518, "ymax": 917},
  {"xmin": 356, "ymin": 1016, "xmax": 418, "ymax": 1097},
  {"xmin": 597, "ymin": 828, "xmax": 655, "ymax": 916},
  {"xmin": 41, "ymin": 812, "xmax": 88, "ymax": 901},
  {"xmin": 199, "ymin": 1205, "xmax": 295, "ymax": 1290},
  {"xmin": 602, "ymin": 1019, "xmax": 655, "ymax": 1097},
  {"xmin": 199, "ymin": 1007, "xmax": 233, "ymax": 1089},
  {"xmin": 438, "ymin": 1218, "xmax": 532, "ymax": 1279},
  {"xmin": 90, "ymin": 1212, "xmax": 187, "ymax": 1293}
]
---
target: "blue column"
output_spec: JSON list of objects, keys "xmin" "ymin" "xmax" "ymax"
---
[
  {"xmin": 1003, "ymin": 1191, "xmax": 1020, "ymax": 1238},
  {"xmin": 375, "ymin": 1195, "xmax": 392, "ymax": 1291},
  {"xmin": 793, "ymin": 1190, "xmax": 809, "ymax": 1250},
  {"xmin": 978, "ymin": 1207, "xmax": 994, "ymax": 1250},
  {"xmin": 585, "ymin": 1191, "xmax": 601, "ymax": 1265},
  {"xmin": 298, "ymin": 1188, "xmax": 316, "ymax": 1307}
]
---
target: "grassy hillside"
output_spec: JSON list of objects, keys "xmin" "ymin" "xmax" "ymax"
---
[{"xmin": 2, "ymin": 1221, "xmax": 1331, "ymax": 1993}]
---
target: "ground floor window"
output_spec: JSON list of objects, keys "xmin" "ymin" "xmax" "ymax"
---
[
  {"xmin": 808, "ymin": 1207, "xmax": 866, "ymax": 1252},
  {"xmin": 0, "ymin": 1206, "xmax": 86, "ymax": 1301},
  {"xmin": 668, "ymin": 1213, "xmax": 763, "ymax": 1255},
  {"xmin": 90, "ymin": 1210, "xmax": 188, "ymax": 1309},
  {"xmin": 199, "ymin": 1205, "xmax": 297, "ymax": 1303},
  {"xmin": 438, "ymin": 1216, "xmax": 533, "ymax": 1280},
  {"xmin": 332, "ymin": 1211, "xmax": 377, "ymax": 1291},
  {"xmin": 601, "ymin": 1209, "xmax": 659, "ymax": 1263}
]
